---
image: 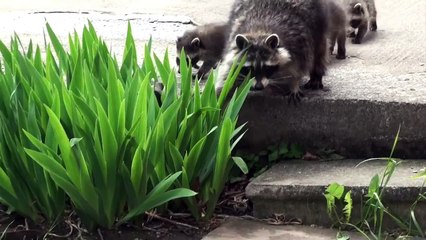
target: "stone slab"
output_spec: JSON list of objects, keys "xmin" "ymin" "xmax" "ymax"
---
[{"xmin": 246, "ymin": 159, "xmax": 426, "ymax": 230}]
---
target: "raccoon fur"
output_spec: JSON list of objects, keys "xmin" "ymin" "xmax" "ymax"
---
[
  {"xmin": 216, "ymin": 0, "xmax": 330, "ymax": 103},
  {"xmin": 344, "ymin": 0, "xmax": 377, "ymax": 44},
  {"xmin": 325, "ymin": 0, "xmax": 347, "ymax": 59},
  {"xmin": 176, "ymin": 22, "xmax": 229, "ymax": 79}
]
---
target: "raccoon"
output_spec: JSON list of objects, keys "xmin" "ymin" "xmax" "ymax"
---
[
  {"xmin": 345, "ymin": 0, "xmax": 377, "ymax": 44},
  {"xmin": 176, "ymin": 22, "xmax": 229, "ymax": 79},
  {"xmin": 326, "ymin": 0, "xmax": 347, "ymax": 59},
  {"xmin": 216, "ymin": 0, "xmax": 330, "ymax": 103}
]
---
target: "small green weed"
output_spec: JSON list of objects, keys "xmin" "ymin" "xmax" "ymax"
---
[
  {"xmin": 324, "ymin": 127, "xmax": 426, "ymax": 239},
  {"xmin": 234, "ymin": 142, "xmax": 303, "ymax": 179}
]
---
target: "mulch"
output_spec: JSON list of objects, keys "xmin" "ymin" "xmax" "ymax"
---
[{"xmin": 0, "ymin": 179, "xmax": 252, "ymax": 240}]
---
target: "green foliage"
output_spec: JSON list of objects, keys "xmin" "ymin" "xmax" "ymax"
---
[
  {"xmin": 235, "ymin": 142, "xmax": 303, "ymax": 179},
  {"xmin": 324, "ymin": 127, "xmax": 426, "ymax": 239},
  {"xmin": 324, "ymin": 182, "xmax": 351, "ymax": 224},
  {"xmin": 169, "ymin": 50, "xmax": 252, "ymax": 220},
  {"xmin": 0, "ymin": 21, "xmax": 251, "ymax": 228},
  {"xmin": 0, "ymin": 34, "xmax": 66, "ymax": 223}
]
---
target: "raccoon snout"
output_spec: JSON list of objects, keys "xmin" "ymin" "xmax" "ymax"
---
[
  {"xmin": 350, "ymin": 19, "xmax": 361, "ymax": 28},
  {"xmin": 253, "ymin": 81, "xmax": 265, "ymax": 91}
]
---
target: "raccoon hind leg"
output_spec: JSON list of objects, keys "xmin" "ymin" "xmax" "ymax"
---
[
  {"xmin": 370, "ymin": 18, "xmax": 377, "ymax": 31},
  {"xmin": 336, "ymin": 30, "xmax": 346, "ymax": 59},
  {"xmin": 329, "ymin": 32, "xmax": 338, "ymax": 55},
  {"xmin": 304, "ymin": 37, "xmax": 327, "ymax": 90},
  {"xmin": 368, "ymin": 2, "xmax": 377, "ymax": 31}
]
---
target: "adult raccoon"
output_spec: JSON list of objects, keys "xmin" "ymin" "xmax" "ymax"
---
[
  {"xmin": 176, "ymin": 22, "xmax": 229, "ymax": 79},
  {"xmin": 345, "ymin": 0, "xmax": 378, "ymax": 44},
  {"xmin": 216, "ymin": 0, "xmax": 330, "ymax": 103}
]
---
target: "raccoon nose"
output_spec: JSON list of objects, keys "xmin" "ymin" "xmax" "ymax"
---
[
  {"xmin": 350, "ymin": 19, "xmax": 361, "ymax": 28},
  {"xmin": 253, "ymin": 81, "xmax": 264, "ymax": 90}
]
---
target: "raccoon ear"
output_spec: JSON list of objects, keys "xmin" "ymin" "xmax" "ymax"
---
[
  {"xmin": 176, "ymin": 36, "xmax": 183, "ymax": 44},
  {"xmin": 265, "ymin": 34, "xmax": 279, "ymax": 49},
  {"xmin": 235, "ymin": 34, "xmax": 249, "ymax": 50},
  {"xmin": 353, "ymin": 3, "xmax": 364, "ymax": 14},
  {"xmin": 191, "ymin": 37, "xmax": 203, "ymax": 48}
]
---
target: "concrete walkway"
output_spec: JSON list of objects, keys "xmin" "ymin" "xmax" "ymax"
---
[
  {"xmin": 203, "ymin": 217, "xmax": 366, "ymax": 240},
  {"xmin": 0, "ymin": 0, "xmax": 233, "ymax": 58}
]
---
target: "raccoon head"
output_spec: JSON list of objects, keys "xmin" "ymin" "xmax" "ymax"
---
[
  {"xmin": 176, "ymin": 35, "xmax": 203, "ymax": 69},
  {"xmin": 234, "ymin": 33, "xmax": 291, "ymax": 91},
  {"xmin": 349, "ymin": 3, "xmax": 366, "ymax": 28}
]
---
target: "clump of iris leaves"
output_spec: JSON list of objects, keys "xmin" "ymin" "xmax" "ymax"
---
[{"xmin": 0, "ymin": 22, "xmax": 252, "ymax": 230}]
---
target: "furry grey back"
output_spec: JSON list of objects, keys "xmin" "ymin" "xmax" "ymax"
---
[{"xmin": 217, "ymin": 0, "xmax": 329, "ymax": 95}]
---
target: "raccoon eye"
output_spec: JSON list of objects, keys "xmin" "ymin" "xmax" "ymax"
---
[
  {"xmin": 263, "ymin": 65, "xmax": 279, "ymax": 78},
  {"xmin": 239, "ymin": 66, "xmax": 252, "ymax": 76}
]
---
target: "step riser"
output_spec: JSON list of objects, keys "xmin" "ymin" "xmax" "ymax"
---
[
  {"xmin": 238, "ymin": 94, "xmax": 426, "ymax": 158},
  {"xmin": 251, "ymin": 198, "xmax": 426, "ymax": 230}
]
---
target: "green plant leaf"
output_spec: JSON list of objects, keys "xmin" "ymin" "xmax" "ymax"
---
[
  {"xmin": 232, "ymin": 157, "xmax": 248, "ymax": 174},
  {"xmin": 343, "ymin": 190, "xmax": 352, "ymax": 223},
  {"xmin": 367, "ymin": 174, "xmax": 380, "ymax": 198}
]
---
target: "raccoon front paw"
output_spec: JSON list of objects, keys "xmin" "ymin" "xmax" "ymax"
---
[
  {"xmin": 193, "ymin": 72, "xmax": 207, "ymax": 80},
  {"xmin": 370, "ymin": 22, "xmax": 377, "ymax": 31},
  {"xmin": 336, "ymin": 54, "xmax": 346, "ymax": 60},
  {"xmin": 287, "ymin": 90, "xmax": 304, "ymax": 105},
  {"xmin": 352, "ymin": 38, "xmax": 362, "ymax": 44},
  {"xmin": 303, "ymin": 80, "xmax": 323, "ymax": 90},
  {"xmin": 194, "ymin": 73, "xmax": 204, "ymax": 80}
]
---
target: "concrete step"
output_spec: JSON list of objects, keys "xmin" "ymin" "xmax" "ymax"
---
[
  {"xmin": 238, "ymin": 87, "xmax": 426, "ymax": 159},
  {"xmin": 203, "ymin": 217, "xmax": 366, "ymax": 240},
  {"xmin": 246, "ymin": 159, "xmax": 426, "ymax": 231}
]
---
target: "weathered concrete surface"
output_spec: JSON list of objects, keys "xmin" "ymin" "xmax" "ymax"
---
[
  {"xmin": 0, "ymin": 11, "xmax": 192, "ymax": 61},
  {"xmin": 0, "ymin": 0, "xmax": 234, "ymax": 24},
  {"xmin": 246, "ymin": 159, "xmax": 426, "ymax": 230},
  {"xmin": 238, "ymin": 93, "xmax": 426, "ymax": 158},
  {"xmin": 0, "ymin": 0, "xmax": 425, "ymax": 157},
  {"xmin": 203, "ymin": 217, "xmax": 365, "ymax": 240},
  {"xmin": 0, "ymin": 0, "xmax": 233, "ymax": 60}
]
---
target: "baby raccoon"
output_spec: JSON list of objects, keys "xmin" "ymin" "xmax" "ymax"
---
[
  {"xmin": 326, "ymin": 0, "xmax": 347, "ymax": 59},
  {"xmin": 216, "ymin": 0, "xmax": 329, "ymax": 103},
  {"xmin": 345, "ymin": 0, "xmax": 377, "ymax": 44},
  {"xmin": 176, "ymin": 22, "xmax": 229, "ymax": 79}
]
